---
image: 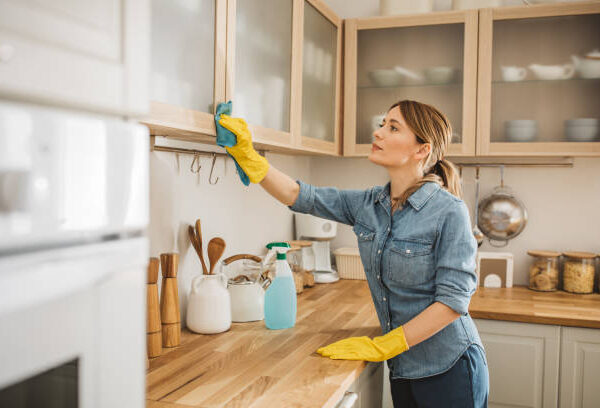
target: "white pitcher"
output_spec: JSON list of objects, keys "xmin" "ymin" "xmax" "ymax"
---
[{"xmin": 186, "ymin": 274, "xmax": 231, "ymax": 334}]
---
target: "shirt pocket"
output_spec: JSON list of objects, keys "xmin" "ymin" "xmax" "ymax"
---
[
  {"xmin": 387, "ymin": 239, "xmax": 435, "ymax": 286},
  {"xmin": 353, "ymin": 222, "xmax": 375, "ymax": 271}
]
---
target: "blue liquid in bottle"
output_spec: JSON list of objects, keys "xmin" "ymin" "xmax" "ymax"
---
[{"xmin": 264, "ymin": 275, "xmax": 297, "ymax": 330}]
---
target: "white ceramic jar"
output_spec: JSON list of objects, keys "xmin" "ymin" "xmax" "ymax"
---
[{"xmin": 186, "ymin": 274, "xmax": 232, "ymax": 334}]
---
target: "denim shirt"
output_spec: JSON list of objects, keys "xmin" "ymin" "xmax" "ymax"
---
[{"xmin": 289, "ymin": 180, "xmax": 483, "ymax": 379}]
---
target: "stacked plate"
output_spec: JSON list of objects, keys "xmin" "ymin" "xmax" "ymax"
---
[{"xmin": 565, "ymin": 118, "xmax": 600, "ymax": 142}]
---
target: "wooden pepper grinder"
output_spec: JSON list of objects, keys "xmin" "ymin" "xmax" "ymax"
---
[
  {"xmin": 160, "ymin": 253, "xmax": 180, "ymax": 347},
  {"xmin": 147, "ymin": 257, "xmax": 162, "ymax": 358}
]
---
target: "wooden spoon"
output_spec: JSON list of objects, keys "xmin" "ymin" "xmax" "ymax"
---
[
  {"xmin": 194, "ymin": 219, "xmax": 209, "ymax": 275},
  {"xmin": 188, "ymin": 226, "xmax": 204, "ymax": 267},
  {"xmin": 207, "ymin": 237, "xmax": 226, "ymax": 274}
]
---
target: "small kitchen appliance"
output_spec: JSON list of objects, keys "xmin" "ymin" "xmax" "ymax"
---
[{"xmin": 294, "ymin": 213, "xmax": 339, "ymax": 283}]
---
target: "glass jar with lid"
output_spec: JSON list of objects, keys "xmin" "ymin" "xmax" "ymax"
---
[
  {"xmin": 562, "ymin": 251, "xmax": 596, "ymax": 294},
  {"xmin": 286, "ymin": 245, "xmax": 304, "ymax": 294},
  {"xmin": 527, "ymin": 250, "xmax": 560, "ymax": 292}
]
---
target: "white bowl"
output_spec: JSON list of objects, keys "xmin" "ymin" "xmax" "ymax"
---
[
  {"xmin": 565, "ymin": 118, "xmax": 600, "ymax": 127},
  {"xmin": 565, "ymin": 124, "xmax": 599, "ymax": 142},
  {"xmin": 424, "ymin": 66, "xmax": 456, "ymax": 84},
  {"xmin": 368, "ymin": 69, "xmax": 402, "ymax": 87},
  {"xmin": 394, "ymin": 66, "xmax": 425, "ymax": 85},
  {"xmin": 505, "ymin": 119, "xmax": 538, "ymax": 128},
  {"xmin": 505, "ymin": 121, "xmax": 538, "ymax": 142}
]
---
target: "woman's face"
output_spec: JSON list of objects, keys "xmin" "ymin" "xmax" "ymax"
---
[{"xmin": 368, "ymin": 106, "xmax": 430, "ymax": 169}]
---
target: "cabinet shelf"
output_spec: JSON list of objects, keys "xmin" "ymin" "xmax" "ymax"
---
[{"xmin": 492, "ymin": 77, "xmax": 600, "ymax": 85}]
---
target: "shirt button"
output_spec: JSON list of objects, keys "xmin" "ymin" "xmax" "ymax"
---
[
  {"xmin": 387, "ymin": 227, "xmax": 390, "ymax": 232},
  {"xmin": 387, "ymin": 322, "xmax": 391, "ymax": 326},
  {"xmin": 383, "ymin": 297, "xmax": 387, "ymax": 301},
  {"xmin": 359, "ymin": 233, "xmax": 363, "ymax": 237},
  {"xmin": 377, "ymin": 274, "xmax": 381, "ymax": 279},
  {"xmin": 406, "ymin": 249, "xmax": 411, "ymax": 254},
  {"xmin": 378, "ymin": 250, "xmax": 381, "ymax": 254}
]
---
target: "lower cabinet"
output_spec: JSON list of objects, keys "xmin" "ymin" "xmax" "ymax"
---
[
  {"xmin": 475, "ymin": 319, "xmax": 560, "ymax": 408},
  {"xmin": 475, "ymin": 319, "xmax": 600, "ymax": 408},
  {"xmin": 559, "ymin": 327, "xmax": 600, "ymax": 408},
  {"xmin": 336, "ymin": 362, "xmax": 383, "ymax": 408}
]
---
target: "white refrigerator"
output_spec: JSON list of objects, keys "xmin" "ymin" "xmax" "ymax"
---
[{"xmin": 0, "ymin": 100, "xmax": 149, "ymax": 408}]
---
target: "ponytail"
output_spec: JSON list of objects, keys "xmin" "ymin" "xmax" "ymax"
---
[{"xmin": 397, "ymin": 158, "xmax": 462, "ymax": 205}]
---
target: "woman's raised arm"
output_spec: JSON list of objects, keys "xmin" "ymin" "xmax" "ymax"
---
[{"xmin": 260, "ymin": 166, "xmax": 300, "ymax": 207}]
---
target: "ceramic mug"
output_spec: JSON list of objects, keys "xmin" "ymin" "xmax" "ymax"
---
[{"xmin": 501, "ymin": 66, "xmax": 527, "ymax": 82}]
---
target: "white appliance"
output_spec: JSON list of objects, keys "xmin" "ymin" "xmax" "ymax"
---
[
  {"xmin": 294, "ymin": 213, "xmax": 339, "ymax": 284},
  {"xmin": 0, "ymin": 101, "xmax": 149, "ymax": 407}
]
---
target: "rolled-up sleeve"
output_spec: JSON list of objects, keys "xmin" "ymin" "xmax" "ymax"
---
[
  {"xmin": 434, "ymin": 200, "xmax": 478, "ymax": 315},
  {"xmin": 288, "ymin": 180, "xmax": 367, "ymax": 226}
]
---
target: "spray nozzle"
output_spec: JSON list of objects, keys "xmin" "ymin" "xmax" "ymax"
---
[{"xmin": 263, "ymin": 242, "xmax": 291, "ymax": 265}]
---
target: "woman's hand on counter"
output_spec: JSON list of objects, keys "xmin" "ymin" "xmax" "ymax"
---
[{"xmin": 317, "ymin": 326, "xmax": 409, "ymax": 362}]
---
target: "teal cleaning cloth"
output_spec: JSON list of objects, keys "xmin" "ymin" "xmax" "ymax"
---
[{"xmin": 215, "ymin": 101, "xmax": 250, "ymax": 186}]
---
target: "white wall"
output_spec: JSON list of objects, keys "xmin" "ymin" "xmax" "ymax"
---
[{"xmin": 149, "ymin": 143, "xmax": 311, "ymax": 322}]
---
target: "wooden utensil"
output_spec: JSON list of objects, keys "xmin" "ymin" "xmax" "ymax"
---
[
  {"xmin": 188, "ymin": 225, "xmax": 205, "ymax": 271},
  {"xmin": 207, "ymin": 237, "xmax": 226, "ymax": 274},
  {"xmin": 194, "ymin": 219, "xmax": 209, "ymax": 275},
  {"xmin": 159, "ymin": 253, "xmax": 180, "ymax": 347},
  {"xmin": 147, "ymin": 257, "xmax": 162, "ymax": 358}
]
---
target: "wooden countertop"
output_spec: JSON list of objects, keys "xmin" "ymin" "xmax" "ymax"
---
[
  {"xmin": 146, "ymin": 282, "xmax": 600, "ymax": 408},
  {"xmin": 146, "ymin": 280, "xmax": 381, "ymax": 408},
  {"xmin": 470, "ymin": 286, "xmax": 600, "ymax": 329}
]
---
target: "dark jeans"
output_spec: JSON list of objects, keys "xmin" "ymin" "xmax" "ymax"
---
[{"xmin": 390, "ymin": 344, "xmax": 489, "ymax": 408}]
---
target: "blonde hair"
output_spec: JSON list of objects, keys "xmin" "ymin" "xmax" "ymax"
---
[{"xmin": 390, "ymin": 100, "xmax": 462, "ymax": 205}]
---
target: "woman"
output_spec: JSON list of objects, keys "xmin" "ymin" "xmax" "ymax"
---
[{"xmin": 217, "ymin": 100, "xmax": 489, "ymax": 407}]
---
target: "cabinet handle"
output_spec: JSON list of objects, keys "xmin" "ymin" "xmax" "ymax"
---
[
  {"xmin": 336, "ymin": 392, "xmax": 358, "ymax": 408},
  {"xmin": 0, "ymin": 43, "xmax": 15, "ymax": 63}
]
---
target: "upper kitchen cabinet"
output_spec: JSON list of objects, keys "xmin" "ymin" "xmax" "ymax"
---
[
  {"xmin": 142, "ymin": 0, "xmax": 226, "ymax": 141},
  {"xmin": 343, "ymin": 11, "xmax": 479, "ymax": 157},
  {"xmin": 227, "ymin": 0, "xmax": 342, "ymax": 155},
  {"xmin": 227, "ymin": 0, "xmax": 295, "ymax": 149},
  {"xmin": 477, "ymin": 2, "xmax": 600, "ymax": 156},
  {"xmin": 0, "ymin": 0, "xmax": 149, "ymax": 117},
  {"xmin": 297, "ymin": 0, "xmax": 342, "ymax": 155}
]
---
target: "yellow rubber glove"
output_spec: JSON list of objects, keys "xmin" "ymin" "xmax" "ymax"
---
[
  {"xmin": 317, "ymin": 326, "xmax": 409, "ymax": 362},
  {"xmin": 218, "ymin": 114, "xmax": 269, "ymax": 184}
]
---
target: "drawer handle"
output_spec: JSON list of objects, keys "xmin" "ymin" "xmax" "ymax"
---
[
  {"xmin": 336, "ymin": 391, "xmax": 358, "ymax": 408},
  {"xmin": 0, "ymin": 43, "xmax": 15, "ymax": 63}
]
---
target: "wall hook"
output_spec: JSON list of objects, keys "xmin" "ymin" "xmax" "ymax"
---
[
  {"xmin": 209, "ymin": 153, "xmax": 220, "ymax": 185},
  {"xmin": 190, "ymin": 153, "xmax": 202, "ymax": 174}
]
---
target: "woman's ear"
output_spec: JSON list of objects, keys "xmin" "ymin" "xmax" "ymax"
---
[{"xmin": 415, "ymin": 143, "xmax": 432, "ymax": 160}]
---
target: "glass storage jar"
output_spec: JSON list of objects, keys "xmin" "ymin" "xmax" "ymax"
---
[
  {"xmin": 527, "ymin": 250, "xmax": 560, "ymax": 292},
  {"xmin": 286, "ymin": 245, "xmax": 304, "ymax": 294},
  {"xmin": 562, "ymin": 251, "xmax": 596, "ymax": 294}
]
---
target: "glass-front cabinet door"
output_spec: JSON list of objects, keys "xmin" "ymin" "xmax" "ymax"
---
[
  {"xmin": 144, "ymin": 0, "xmax": 226, "ymax": 140},
  {"xmin": 297, "ymin": 0, "xmax": 342, "ymax": 155},
  {"xmin": 344, "ymin": 11, "xmax": 478, "ymax": 157},
  {"xmin": 228, "ymin": 0, "xmax": 294, "ymax": 147},
  {"xmin": 477, "ymin": 3, "xmax": 600, "ymax": 156}
]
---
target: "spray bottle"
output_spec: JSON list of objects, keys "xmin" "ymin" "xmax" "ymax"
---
[{"xmin": 262, "ymin": 242, "xmax": 297, "ymax": 330}]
